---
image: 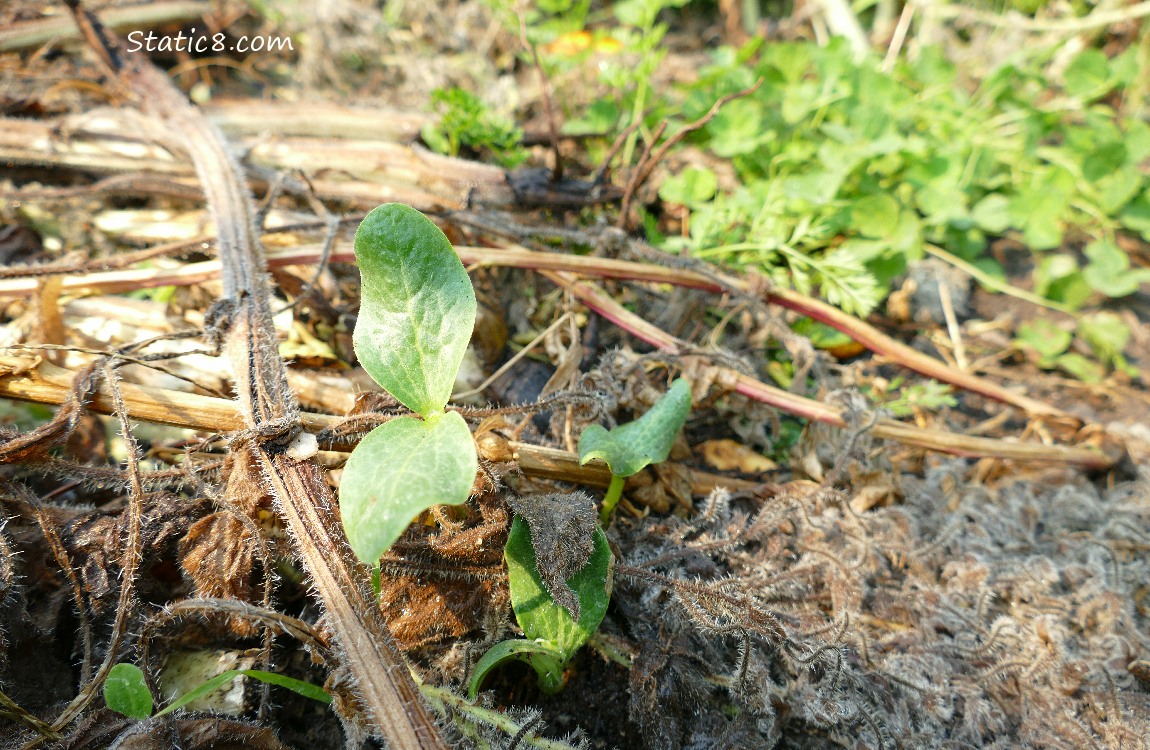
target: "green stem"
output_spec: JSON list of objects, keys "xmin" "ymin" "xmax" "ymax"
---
[
  {"xmin": 468, "ymin": 639, "xmax": 568, "ymax": 699},
  {"xmin": 599, "ymin": 473, "xmax": 626, "ymax": 526},
  {"xmin": 422, "ymin": 683, "xmax": 584, "ymax": 750}
]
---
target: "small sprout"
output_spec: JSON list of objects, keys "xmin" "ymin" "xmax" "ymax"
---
[
  {"xmin": 469, "ymin": 517, "xmax": 612, "ymax": 698},
  {"xmin": 578, "ymin": 377, "xmax": 691, "ymax": 524},
  {"xmin": 339, "ymin": 203, "xmax": 479, "ymax": 565},
  {"xmin": 104, "ymin": 663, "xmax": 153, "ymax": 720}
]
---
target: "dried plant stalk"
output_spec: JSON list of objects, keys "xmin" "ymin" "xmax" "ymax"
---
[{"xmin": 61, "ymin": 4, "xmax": 447, "ymax": 747}]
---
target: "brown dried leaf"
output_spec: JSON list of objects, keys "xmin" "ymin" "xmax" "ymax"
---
[
  {"xmin": 179, "ymin": 513, "xmax": 258, "ymax": 636},
  {"xmin": 697, "ymin": 439, "xmax": 778, "ymax": 474},
  {"xmin": 507, "ymin": 491, "xmax": 597, "ymax": 620},
  {"xmin": 376, "ymin": 496, "xmax": 509, "ymax": 648}
]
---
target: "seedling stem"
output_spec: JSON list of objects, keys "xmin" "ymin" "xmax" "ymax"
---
[{"xmin": 600, "ymin": 474, "xmax": 626, "ymax": 525}]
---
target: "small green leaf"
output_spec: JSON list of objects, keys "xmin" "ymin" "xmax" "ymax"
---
[
  {"xmin": 659, "ymin": 167, "xmax": 718, "ymax": 206},
  {"xmin": 1095, "ymin": 166, "xmax": 1142, "ymax": 215},
  {"xmin": 1082, "ymin": 142, "xmax": 1127, "ymax": 183},
  {"xmin": 340, "ymin": 412, "xmax": 476, "ymax": 563},
  {"xmin": 468, "ymin": 639, "xmax": 567, "ymax": 698},
  {"xmin": 706, "ymin": 100, "xmax": 765, "ymax": 157},
  {"xmin": 578, "ymin": 378, "xmax": 691, "ymax": 477},
  {"xmin": 1082, "ymin": 239, "xmax": 1150, "ymax": 297},
  {"xmin": 1079, "ymin": 311, "xmax": 1131, "ymax": 367},
  {"xmin": 1055, "ymin": 352, "xmax": 1105, "ymax": 383},
  {"xmin": 790, "ymin": 317, "xmax": 856, "ymax": 351},
  {"xmin": 562, "ymin": 100, "xmax": 620, "ymax": 136},
  {"xmin": 1119, "ymin": 192, "xmax": 1150, "ymax": 239},
  {"xmin": 353, "ymin": 203, "xmax": 477, "ymax": 418},
  {"xmin": 1063, "ymin": 49, "xmax": 1111, "ymax": 100},
  {"xmin": 1033, "ymin": 254, "xmax": 1092, "ymax": 309},
  {"xmin": 505, "ymin": 517, "xmax": 612, "ymax": 663},
  {"xmin": 105, "ymin": 663, "xmax": 154, "ymax": 720},
  {"xmin": 971, "ymin": 194, "xmax": 1011, "ymax": 234},
  {"xmin": 850, "ymin": 193, "xmax": 900, "ymax": 238},
  {"xmin": 1016, "ymin": 319, "xmax": 1072, "ymax": 363}
]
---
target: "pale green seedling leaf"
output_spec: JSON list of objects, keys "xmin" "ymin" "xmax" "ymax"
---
[
  {"xmin": 105, "ymin": 663, "xmax": 154, "ymax": 720},
  {"xmin": 505, "ymin": 517, "xmax": 612, "ymax": 663},
  {"xmin": 340, "ymin": 412, "xmax": 476, "ymax": 564},
  {"xmin": 579, "ymin": 378, "xmax": 691, "ymax": 477},
  {"xmin": 353, "ymin": 203, "xmax": 477, "ymax": 417}
]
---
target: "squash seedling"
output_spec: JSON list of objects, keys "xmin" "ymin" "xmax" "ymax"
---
[
  {"xmin": 469, "ymin": 516, "xmax": 612, "ymax": 697},
  {"xmin": 469, "ymin": 380, "xmax": 690, "ymax": 697},
  {"xmin": 340, "ymin": 203, "xmax": 479, "ymax": 565},
  {"xmin": 579, "ymin": 377, "xmax": 692, "ymax": 525}
]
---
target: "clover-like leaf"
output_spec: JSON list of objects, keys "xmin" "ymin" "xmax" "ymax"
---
[
  {"xmin": 578, "ymin": 378, "xmax": 691, "ymax": 478},
  {"xmin": 659, "ymin": 166, "xmax": 718, "ymax": 206},
  {"xmin": 339, "ymin": 412, "xmax": 476, "ymax": 564},
  {"xmin": 105, "ymin": 663, "xmax": 154, "ymax": 720},
  {"xmin": 1082, "ymin": 239, "xmax": 1150, "ymax": 298},
  {"xmin": 505, "ymin": 516, "xmax": 612, "ymax": 663},
  {"xmin": 353, "ymin": 203, "xmax": 477, "ymax": 417}
]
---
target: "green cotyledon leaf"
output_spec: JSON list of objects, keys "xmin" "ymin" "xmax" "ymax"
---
[
  {"xmin": 104, "ymin": 663, "xmax": 154, "ymax": 720},
  {"xmin": 353, "ymin": 203, "xmax": 477, "ymax": 417},
  {"xmin": 505, "ymin": 516, "xmax": 612, "ymax": 663},
  {"xmin": 578, "ymin": 378, "xmax": 691, "ymax": 478},
  {"xmin": 339, "ymin": 411, "xmax": 477, "ymax": 563}
]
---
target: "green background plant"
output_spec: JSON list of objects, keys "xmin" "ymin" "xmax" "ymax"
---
[
  {"xmin": 531, "ymin": 12, "xmax": 1147, "ymax": 379},
  {"xmin": 422, "ymin": 86, "xmax": 527, "ymax": 167},
  {"xmin": 655, "ymin": 40, "xmax": 1149, "ymax": 318}
]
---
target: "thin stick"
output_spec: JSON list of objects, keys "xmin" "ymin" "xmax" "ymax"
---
[
  {"xmin": 617, "ymin": 121, "xmax": 667, "ymax": 228},
  {"xmin": 925, "ymin": 242, "xmax": 1072, "ymax": 314},
  {"xmin": 929, "ymin": 0, "xmax": 1150, "ymax": 32},
  {"xmin": 937, "ymin": 279, "xmax": 968, "ymax": 372},
  {"xmin": 451, "ymin": 312, "xmax": 572, "ymax": 401},
  {"xmin": 882, "ymin": 1, "xmax": 915, "ymax": 72},
  {"xmin": 31, "ymin": 499, "xmax": 96, "ymax": 684},
  {"xmin": 518, "ymin": 11, "xmax": 563, "ymax": 182}
]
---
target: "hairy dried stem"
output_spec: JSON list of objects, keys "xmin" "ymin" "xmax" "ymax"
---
[{"xmin": 62, "ymin": 4, "xmax": 447, "ymax": 747}]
